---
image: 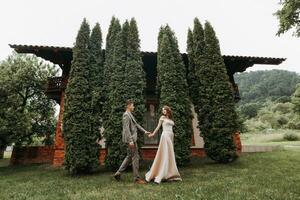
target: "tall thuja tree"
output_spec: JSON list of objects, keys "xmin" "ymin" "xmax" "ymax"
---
[
  {"xmin": 186, "ymin": 29, "xmax": 196, "ymax": 104},
  {"xmin": 196, "ymin": 21, "xmax": 239, "ymax": 163},
  {"xmin": 187, "ymin": 18, "xmax": 205, "ymax": 109},
  {"xmin": 63, "ymin": 19, "xmax": 99, "ymax": 174},
  {"xmin": 104, "ymin": 21, "xmax": 129, "ymax": 169},
  {"xmin": 102, "ymin": 17, "xmax": 121, "ymax": 130},
  {"xmin": 125, "ymin": 18, "xmax": 146, "ymax": 147},
  {"xmin": 88, "ymin": 22, "xmax": 103, "ymax": 162},
  {"xmin": 187, "ymin": 18, "xmax": 209, "ymax": 153},
  {"xmin": 157, "ymin": 25, "xmax": 192, "ymax": 166}
]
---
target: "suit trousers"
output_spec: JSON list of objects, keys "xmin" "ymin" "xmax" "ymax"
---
[{"xmin": 117, "ymin": 142, "xmax": 140, "ymax": 180}]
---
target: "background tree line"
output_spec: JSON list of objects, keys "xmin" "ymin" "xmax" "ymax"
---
[{"xmin": 235, "ymin": 70, "xmax": 300, "ymax": 132}]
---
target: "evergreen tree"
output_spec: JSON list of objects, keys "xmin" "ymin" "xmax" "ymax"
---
[
  {"xmin": 104, "ymin": 19, "xmax": 147, "ymax": 169},
  {"xmin": 125, "ymin": 18, "xmax": 146, "ymax": 147},
  {"xmin": 88, "ymin": 22, "xmax": 103, "ymax": 163},
  {"xmin": 186, "ymin": 18, "xmax": 205, "ymax": 108},
  {"xmin": 63, "ymin": 19, "xmax": 99, "ymax": 174},
  {"xmin": 196, "ymin": 21, "xmax": 239, "ymax": 163},
  {"xmin": 104, "ymin": 21, "xmax": 129, "ymax": 169},
  {"xmin": 188, "ymin": 18, "xmax": 217, "ymax": 160},
  {"xmin": 186, "ymin": 29, "xmax": 196, "ymax": 103},
  {"xmin": 102, "ymin": 17, "xmax": 122, "ymax": 130},
  {"xmin": 157, "ymin": 25, "xmax": 192, "ymax": 166}
]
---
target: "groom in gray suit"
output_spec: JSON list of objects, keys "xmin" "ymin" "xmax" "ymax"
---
[{"xmin": 113, "ymin": 99, "xmax": 150, "ymax": 184}]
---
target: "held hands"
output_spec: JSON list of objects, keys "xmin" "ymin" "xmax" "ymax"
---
[
  {"xmin": 148, "ymin": 132, "xmax": 155, "ymax": 138},
  {"xmin": 145, "ymin": 131, "xmax": 154, "ymax": 138},
  {"xmin": 145, "ymin": 131, "xmax": 151, "ymax": 135}
]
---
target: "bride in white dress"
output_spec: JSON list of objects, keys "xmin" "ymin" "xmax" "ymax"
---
[{"xmin": 145, "ymin": 105, "xmax": 182, "ymax": 184}]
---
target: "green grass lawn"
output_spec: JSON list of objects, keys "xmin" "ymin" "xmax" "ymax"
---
[
  {"xmin": 241, "ymin": 129, "xmax": 300, "ymax": 149},
  {"xmin": 0, "ymin": 150, "xmax": 300, "ymax": 200}
]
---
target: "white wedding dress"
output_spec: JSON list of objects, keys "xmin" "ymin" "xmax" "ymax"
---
[{"xmin": 145, "ymin": 116, "xmax": 182, "ymax": 184}]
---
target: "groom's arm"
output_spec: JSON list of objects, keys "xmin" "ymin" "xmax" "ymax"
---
[{"xmin": 136, "ymin": 122, "xmax": 150, "ymax": 135}]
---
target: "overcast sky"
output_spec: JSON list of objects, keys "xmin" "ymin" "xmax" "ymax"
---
[{"xmin": 1, "ymin": 0, "xmax": 299, "ymax": 73}]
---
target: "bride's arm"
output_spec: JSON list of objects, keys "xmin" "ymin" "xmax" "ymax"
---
[{"xmin": 151, "ymin": 116, "xmax": 164, "ymax": 136}]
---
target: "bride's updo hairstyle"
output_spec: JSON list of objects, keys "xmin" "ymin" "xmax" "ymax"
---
[{"xmin": 162, "ymin": 105, "xmax": 173, "ymax": 120}]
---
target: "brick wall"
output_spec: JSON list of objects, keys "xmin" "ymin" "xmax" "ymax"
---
[
  {"xmin": 10, "ymin": 146, "xmax": 207, "ymax": 166},
  {"xmin": 10, "ymin": 146, "xmax": 54, "ymax": 165},
  {"xmin": 9, "ymin": 132, "xmax": 241, "ymax": 166}
]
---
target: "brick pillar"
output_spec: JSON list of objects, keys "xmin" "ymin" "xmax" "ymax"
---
[
  {"xmin": 234, "ymin": 131, "xmax": 242, "ymax": 155},
  {"xmin": 52, "ymin": 92, "xmax": 65, "ymax": 167}
]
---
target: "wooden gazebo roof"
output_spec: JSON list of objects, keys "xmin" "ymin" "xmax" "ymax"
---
[{"xmin": 9, "ymin": 44, "xmax": 286, "ymax": 75}]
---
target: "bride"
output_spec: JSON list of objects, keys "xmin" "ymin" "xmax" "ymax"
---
[{"xmin": 145, "ymin": 105, "xmax": 182, "ymax": 184}]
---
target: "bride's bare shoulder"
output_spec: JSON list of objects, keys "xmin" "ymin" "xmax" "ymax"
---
[{"xmin": 159, "ymin": 115, "xmax": 166, "ymax": 120}]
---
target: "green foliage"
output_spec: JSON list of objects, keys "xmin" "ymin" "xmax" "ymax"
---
[
  {"xmin": 194, "ymin": 21, "xmax": 239, "ymax": 163},
  {"xmin": 186, "ymin": 18, "xmax": 206, "ymax": 110},
  {"xmin": 104, "ymin": 20, "xmax": 128, "ymax": 170},
  {"xmin": 235, "ymin": 70, "xmax": 300, "ymax": 104},
  {"xmin": 243, "ymin": 101, "xmax": 299, "ymax": 131},
  {"xmin": 286, "ymin": 117, "xmax": 300, "ymax": 130},
  {"xmin": 238, "ymin": 103, "xmax": 262, "ymax": 120},
  {"xmin": 283, "ymin": 132, "xmax": 299, "ymax": 141},
  {"xmin": 275, "ymin": 0, "xmax": 300, "ymax": 37},
  {"xmin": 125, "ymin": 18, "xmax": 147, "ymax": 150},
  {"xmin": 291, "ymin": 83, "xmax": 300, "ymax": 114},
  {"xmin": 125, "ymin": 18, "xmax": 146, "ymax": 111},
  {"xmin": 63, "ymin": 19, "xmax": 100, "ymax": 174},
  {"xmin": 102, "ymin": 17, "xmax": 122, "ymax": 127},
  {"xmin": 186, "ymin": 29, "xmax": 194, "ymax": 95},
  {"xmin": 272, "ymin": 102, "xmax": 294, "ymax": 114},
  {"xmin": 104, "ymin": 18, "xmax": 146, "ymax": 170},
  {"xmin": 276, "ymin": 96, "xmax": 291, "ymax": 103},
  {"xmin": 0, "ymin": 53, "xmax": 57, "ymax": 150},
  {"xmin": 235, "ymin": 70, "xmax": 300, "ymax": 132},
  {"xmin": 157, "ymin": 25, "xmax": 192, "ymax": 166},
  {"xmin": 89, "ymin": 23, "xmax": 104, "ymax": 143},
  {"xmin": 243, "ymin": 118, "xmax": 269, "ymax": 132}
]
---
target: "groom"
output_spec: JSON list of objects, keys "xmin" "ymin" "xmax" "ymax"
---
[{"xmin": 113, "ymin": 99, "xmax": 151, "ymax": 184}]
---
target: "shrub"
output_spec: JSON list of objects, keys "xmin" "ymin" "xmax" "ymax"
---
[
  {"xmin": 286, "ymin": 118, "xmax": 300, "ymax": 130},
  {"xmin": 283, "ymin": 132, "xmax": 299, "ymax": 141}
]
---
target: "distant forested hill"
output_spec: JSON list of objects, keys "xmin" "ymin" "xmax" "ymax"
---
[
  {"xmin": 234, "ymin": 70, "xmax": 300, "ymax": 104},
  {"xmin": 234, "ymin": 70, "xmax": 300, "ymax": 132}
]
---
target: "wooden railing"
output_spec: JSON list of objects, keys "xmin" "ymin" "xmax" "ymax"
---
[
  {"xmin": 46, "ymin": 77, "xmax": 67, "ymax": 93},
  {"xmin": 45, "ymin": 77, "xmax": 241, "ymax": 102}
]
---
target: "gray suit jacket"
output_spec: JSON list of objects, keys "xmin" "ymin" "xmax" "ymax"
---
[{"xmin": 122, "ymin": 111, "xmax": 146, "ymax": 144}]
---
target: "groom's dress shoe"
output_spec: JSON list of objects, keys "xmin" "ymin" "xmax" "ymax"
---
[
  {"xmin": 135, "ymin": 179, "xmax": 147, "ymax": 184},
  {"xmin": 113, "ymin": 172, "xmax": 121, "ymax": 181}
]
